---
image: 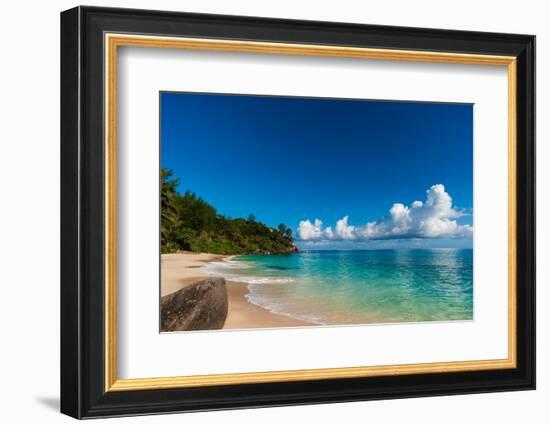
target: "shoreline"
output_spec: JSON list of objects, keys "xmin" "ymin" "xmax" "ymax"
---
[{"xmin": 161, "ymin": 252, "xmax": 315, "ymax": 329}]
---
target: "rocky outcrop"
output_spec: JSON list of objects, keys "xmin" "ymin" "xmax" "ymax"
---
[{"xmin": 160, "ymin": 277, "xmax": 228, "ymax": 332}]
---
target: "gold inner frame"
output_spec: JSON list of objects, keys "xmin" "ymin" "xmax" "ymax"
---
[{"xmin": 104, "ymin": 33, "xmax": 517, "ymax": 392}]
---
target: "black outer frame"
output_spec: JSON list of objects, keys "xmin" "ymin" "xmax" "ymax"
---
[{"xmin": 60, "ymin": 6, "xmax": 535, "ymax": 419}]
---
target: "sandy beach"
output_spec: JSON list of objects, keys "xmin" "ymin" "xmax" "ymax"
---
[{"xmin": 161, "ymin": 252, "xmax": 313, "ymax": 329}]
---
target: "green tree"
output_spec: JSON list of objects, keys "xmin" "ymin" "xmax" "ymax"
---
[
  {"xmin": 160, "ymin": 167, "xmax": 297, "ymax": 255},
  {"xmin": 277, "ymin": 223, "xmax": 293, "ymax": 239},
  {"xmin": 277, "ymin": 223, "xmax": 288, "ymax": 235},
  {"xmin": 160, "ymin": 168, "xmax": 180, "ymax": 252},
  {"xmin": 177, "ymin": 192, "xmax": 217, "ymax": 231}
]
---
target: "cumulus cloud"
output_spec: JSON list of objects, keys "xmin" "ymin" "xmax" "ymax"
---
[
  {"xmin": 296, "ymin": 184, "xmax": 472, "ymax": 242},
  {"xmin": 296, "ymin": 218, "xmax": 334, "ymax": 241}
]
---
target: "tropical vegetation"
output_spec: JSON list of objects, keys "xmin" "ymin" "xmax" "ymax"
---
[{"xmin": 161, "ymin": 168, "xmax": 297, "ymax": 254}]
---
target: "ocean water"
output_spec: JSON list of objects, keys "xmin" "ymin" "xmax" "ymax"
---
[{"xmin": 201, "ymin": 249, "xmax": 473, "ymax": 326}]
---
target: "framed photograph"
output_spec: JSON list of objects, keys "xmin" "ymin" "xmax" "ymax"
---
[{"xmin": 60, "ymin": 6, "xmax": 535, "ymax": 419}]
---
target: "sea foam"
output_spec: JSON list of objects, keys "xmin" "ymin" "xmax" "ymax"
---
[{"xmin": 200, "ymin": 256, "xmax": 293, "ymax": 285}]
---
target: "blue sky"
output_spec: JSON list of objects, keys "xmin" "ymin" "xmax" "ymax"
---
[{"xmin": 161, "ymin": 92, "xmax": 473, "ymax": 249}]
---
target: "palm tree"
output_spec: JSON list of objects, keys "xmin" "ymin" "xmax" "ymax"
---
[{"xmin": 161, "ymin": 168, "xmax": 180, "ymax": 252}]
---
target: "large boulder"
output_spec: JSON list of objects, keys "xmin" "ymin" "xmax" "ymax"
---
[{"xmin": 160, "ymin": 277, "xmax": 228, "ymax": 332}]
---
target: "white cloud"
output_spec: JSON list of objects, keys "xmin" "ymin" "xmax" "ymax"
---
[
  {"xmin": 296, "ymin": 218, "xmax": 334, "ymax": 241},
  {"xmin": 296, "ymin": 184, "xmax": 472, "ymax": 242},
  {"xmin": 335, "ymin": 216, "xmax": 355, "ymax": 240}
]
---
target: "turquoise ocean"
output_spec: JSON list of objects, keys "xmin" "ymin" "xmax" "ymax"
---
[{"xmin": 202, "ymin": 249, "xmax": 473, "ymax": 325}]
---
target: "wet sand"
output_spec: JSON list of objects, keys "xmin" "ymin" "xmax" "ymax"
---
[{"xmin": 161, "ymin": 252, "xmax": 314, "ymax": 329}]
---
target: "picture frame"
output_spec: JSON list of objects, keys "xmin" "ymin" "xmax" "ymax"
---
[{"xmin": 60, "ymin": 5, "xmax": 535, "ymax": 419}]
